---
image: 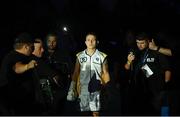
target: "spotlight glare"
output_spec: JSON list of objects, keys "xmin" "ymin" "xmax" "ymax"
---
[{"xmin": 63, "ymin": 27, "xmax": 67, "ymax": 32}]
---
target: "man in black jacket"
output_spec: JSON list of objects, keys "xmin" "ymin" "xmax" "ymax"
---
[
  {"xmin": 124, "ymin": 32, "xmax": 171, "ymax": 115},
  {"xmin": 0, "ymin": 33, "xmax": 38, "ymax": 115},
  {"xmin": 31, "ymin": 38, "xmax": 67, "ymax": 115}
]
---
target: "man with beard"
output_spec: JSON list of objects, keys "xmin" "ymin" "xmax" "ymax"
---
[
  {"xmin": 43, "ymin": 33, "xmax": 73, "ymax": 89},
  {"xmin": 42, "ymin": 33, "xmax": 73, "ymax": 115},
  {"xmin": 124, "ymin": 32, "xmax": 171, "ymax": 115}
]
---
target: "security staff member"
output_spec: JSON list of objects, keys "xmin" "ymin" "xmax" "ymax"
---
[
  {"xmin": 124, "ymin": 32, "xmax": 171, "ymax": 115},
  {"xmin": 0, "ymin": 33, "xmax": 38, "ymax": 115}
]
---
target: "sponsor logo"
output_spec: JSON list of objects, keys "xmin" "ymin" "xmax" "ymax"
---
[
  {"xmin": 146, "ymin": 58, "xmax": 155, "ymax": 62},
  {"xmin": 80, "ymin": 57, "xmax": 87, "ymax": 63}
]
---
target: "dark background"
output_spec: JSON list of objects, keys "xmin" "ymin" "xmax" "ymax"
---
[
  {"xmin": 0, "ymin": 0, "xmax": 180, "ymax": 52},
  {"xmin": 0, "ymin": 1, "xmax": 180, "ymax": 115}
]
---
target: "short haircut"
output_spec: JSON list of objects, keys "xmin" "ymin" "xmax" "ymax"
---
[
  {"xmin": 136, "ymin": 32, "xmax": 151, "ymax": 41},
  {"xmin": 86, "ymin": 32, "xmax": 97, "ymax": 40},
  {"xmin": 34, "ymin": 38, "xmax": 42, "ymax": 43},
  {"xmin": 13, "ymin": 43, "xmax": 25, "ymax": 50},
  {"xmin": 46, "ymin": 32, "xmax": 58, "ymax": 41},
  {"xmin": 14, "ymin": 32, "xmax": 34, "ymax": 44}
]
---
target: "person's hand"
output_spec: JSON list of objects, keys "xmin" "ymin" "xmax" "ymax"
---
[
  {"xmin": 67, "ymin": 81, "xmax": 77, "ymax": 101},
  {"xmin": 27, "ymin": 60, "xmax": 37, "ymax": 69},
  {"xmin": 149, "ymin": 39, "xmax": 158, "ymax": 50},
  {"xmin": 67, "ymin": 90, "xmax": 76, "ymax": 101},
  {"xmin": 127, "ymin": 52, "xmax": 135, "ymax": 63}
]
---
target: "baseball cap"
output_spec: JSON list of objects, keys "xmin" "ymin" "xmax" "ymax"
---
[{"xmin": 14, "ymin": 32, "xmax": 35, "ymax": 44}]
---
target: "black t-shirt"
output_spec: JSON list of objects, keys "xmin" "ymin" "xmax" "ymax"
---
[
  {"xmin": 0, "ymin": 50, "xmax": 35, "ymax": 100},
  {"xmin": 133, "ymin": 49, "xmax": 170, "ymax": 96},
  {"xmin": 31, "ymin": 55, "xmax": 56, "ymax": 79}
]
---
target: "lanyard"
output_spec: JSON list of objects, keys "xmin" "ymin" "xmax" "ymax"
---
[{"xmin": 141, "ymin": 49, "xmax": 149, "ymax": 65}]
